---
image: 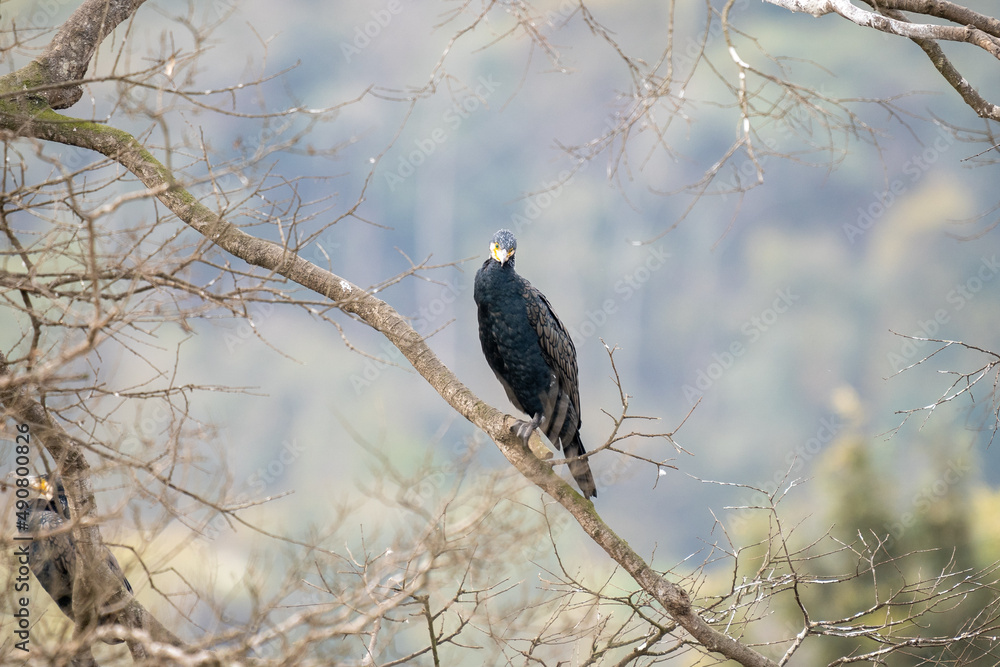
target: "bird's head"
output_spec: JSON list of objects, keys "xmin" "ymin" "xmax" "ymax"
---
[
  {"xmin": 490, "ymin": 229, "xmax": 517, "ymax": 266},
  {"xmin": 26, "ymin": 474, "xmax": 59, "ymax": 501}
]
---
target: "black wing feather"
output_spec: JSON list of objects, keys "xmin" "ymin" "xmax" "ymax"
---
[
  {"xmin": 523, "ymin": 283, "xmax": 581, "ymax": 443},
  {"xmin": 523, "ymin": 283, "xmax": 597, "ymax": 498}
]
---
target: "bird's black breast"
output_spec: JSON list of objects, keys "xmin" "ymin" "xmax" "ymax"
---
[{"xmin": 475, "ymin": 259, "xmax": 547, "ymax": 413}]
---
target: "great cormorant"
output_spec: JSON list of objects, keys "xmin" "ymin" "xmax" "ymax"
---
[
  {"xmin": 21, "ymin": 475, "xmax": 133, "ymax": 643},
  {"xmin": 474, "ymin": 229, "xmax": 597, "ymax": 498}
]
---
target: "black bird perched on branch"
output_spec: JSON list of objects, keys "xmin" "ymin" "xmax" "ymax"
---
[
  {"xmin": 21, "ymin": 474, "xmax": 133, "ymax": 643},
  {"xmin": 474, "ymin": 229, "xmax": 597, "ymax": 498}
]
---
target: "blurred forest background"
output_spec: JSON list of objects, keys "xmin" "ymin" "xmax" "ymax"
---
[{"xmin": 3, "ymin": 0, "xmax": 1000, "ymax": 664}]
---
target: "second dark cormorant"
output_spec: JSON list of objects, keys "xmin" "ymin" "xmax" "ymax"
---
[
  {"xmin": 474, "ymin": 229, "xmax": 597, "ymax": 498},
  {"xmin": 21, "ymin": 474, "xmax": 133, "ymax": 643}
]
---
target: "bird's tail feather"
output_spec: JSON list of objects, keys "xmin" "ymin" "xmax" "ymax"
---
[{"xmin": 564, "ymin": 435, "xmax": 597, "ymax": 499}]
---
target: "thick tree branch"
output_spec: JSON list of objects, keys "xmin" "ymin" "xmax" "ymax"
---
[
  {"xmin": 766, "ymin": 0, "xmax": 1000, "ymax": 120},
  {"xmin": 0, "ymin": 99, "xmax": 778, "ymax": 667},
  {"xmin": 874, "ymin": 0, "xmax": 1000, "ymax": 37},
  {"xmin": 34, "ymin": 0, "xmax": 147, "ymax": 109},
  {"xmin": 875, "ymin": 4, "xmax": 1000, "ymax": 120},
  {"xmin": 765, "ymin": 0, "xmax": 1000, "ymax": 55},
  {"xmin": 764, "ymin": 0, "xmax": 835, "ymax": 16}
]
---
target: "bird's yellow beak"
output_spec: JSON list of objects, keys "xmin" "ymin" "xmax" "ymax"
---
[
  {"xmin": 27, "ymin": 476, "xmax": 52, "ymax": 499},
  {"xmin": 491, "ymin": 242, "xmax": 513, "ymax": 265}
]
